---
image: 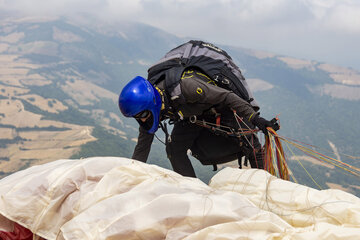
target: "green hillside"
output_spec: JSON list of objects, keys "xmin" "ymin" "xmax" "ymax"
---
[{"xmin": 0, "ymin": 17, "xmax": 359, "ymax": 196}]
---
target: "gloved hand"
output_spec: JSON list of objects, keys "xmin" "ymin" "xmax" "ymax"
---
[{"xmin": 251, "ymin": 114, "xmax": 280, "ymax": 135}]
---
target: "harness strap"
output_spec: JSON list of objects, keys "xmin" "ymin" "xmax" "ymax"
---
[
  {"xmin": 159, "ymin": 122, "xmax": 171, "ymax": 145},
  {"xmin": 216, "ymin": 115, "xmax": 221, "ymax": 127},
  {"xmin": 155, "ymin": 86, "xmax": 166, "ymax": 111}
]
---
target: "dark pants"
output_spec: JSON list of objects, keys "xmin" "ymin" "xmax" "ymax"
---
[
  {"xmin": 166, "ymin": 122, "xmax": 202, "ymax": 177},
  {"xmin": 166, "ymin": 121, "xmax": 264, "ymax": 178}
]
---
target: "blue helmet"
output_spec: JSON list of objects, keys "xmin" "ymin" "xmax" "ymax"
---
[{"xmin": 118, "ymin": 76, "xmax": 162, "ymax": 134}]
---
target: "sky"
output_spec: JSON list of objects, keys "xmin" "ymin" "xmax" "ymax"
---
[{"xmin": 1, "ymin": 0, "xmax": 360, "ymax": 71}]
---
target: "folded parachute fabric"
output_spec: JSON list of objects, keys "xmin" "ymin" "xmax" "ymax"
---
[{"xmin": 0, "ymin": 157, "xmax": 359, "ymax": 240}]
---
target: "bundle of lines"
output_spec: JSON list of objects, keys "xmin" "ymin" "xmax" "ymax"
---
[
  {"xmin": 264, "ymin": 128, "xmax": 360, "ymax": 184},
  {"xmin": 264, "ymin": 127, "xmax": 290, "ymax": 180}
]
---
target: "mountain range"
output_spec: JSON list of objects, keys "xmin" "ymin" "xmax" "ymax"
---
[{"xmin": 0, "ymin": 16, "xmax": 359, "ymax": 196}]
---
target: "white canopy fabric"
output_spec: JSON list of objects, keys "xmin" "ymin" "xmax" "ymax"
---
[{"xmin": 0, "ymin": 157, "xmax": 359, "ymax": 239}]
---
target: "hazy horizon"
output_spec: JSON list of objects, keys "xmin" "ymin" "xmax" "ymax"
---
[{"xmin": 1, "ymin": 0, "xmax": 360, "ymax": 71}]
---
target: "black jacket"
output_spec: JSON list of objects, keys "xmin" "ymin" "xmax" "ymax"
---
[{"xmin": 132, "ymin": 70, "xmax": 256, "ymax": 162}]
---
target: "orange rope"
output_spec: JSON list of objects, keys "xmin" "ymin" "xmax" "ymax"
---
[{"xmin": 264, "ymin": 127, "xmax": 290, "ymax": 180}]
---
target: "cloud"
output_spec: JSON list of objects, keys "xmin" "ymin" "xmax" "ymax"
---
[
  {"xmin": 1, "ymin": 0, "xmax": 359, "ymax": 70},
  {"xmin": 1, "ymin": 0, "xmax": 359, "ymax": 34},
  {"xmin": 302, "ymin": 0, "xmax": 360, "ymax": 33},
  {"xmin": 1, "ymin": 0, "xmax": 104, "ymax": 16},
  {"xmin": 326, "ymin": 3, "xmax": 360, "ymax": 33}
]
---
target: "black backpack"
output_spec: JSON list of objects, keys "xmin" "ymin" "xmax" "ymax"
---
[
  {"xmin": 148, "ymin": 40, "xmax": 260, "ymax": 170},
  {"xmin": 147, "ymin": 40, "xmax": 259, "ymax": 111}
]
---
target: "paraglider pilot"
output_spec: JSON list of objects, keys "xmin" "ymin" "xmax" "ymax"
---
[{"xmin": 119, "ymin": 73, "xmax": 279, "ymax": 178}]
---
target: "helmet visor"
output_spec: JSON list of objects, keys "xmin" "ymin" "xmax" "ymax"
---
[
  {"xmin": 134, "ymin": 110, "xmax": 151, "ymax": 120},
  {"xmin": 136, "ymin": 112, "xmax": 154, "ymax": 132}
]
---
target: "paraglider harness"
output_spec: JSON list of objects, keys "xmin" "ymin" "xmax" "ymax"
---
[
  {"xmin": 158, "ymin": 108, "xmax": 261, "ymax": 171},
  {"xmin": 149, "ymin": 40, "xmax": 262, "ymax": 170}
]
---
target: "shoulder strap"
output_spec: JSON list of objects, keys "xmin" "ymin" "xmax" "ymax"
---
[{"xmin": 181, "ymin": 42, "xmax": 193, "ymax": 65}]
